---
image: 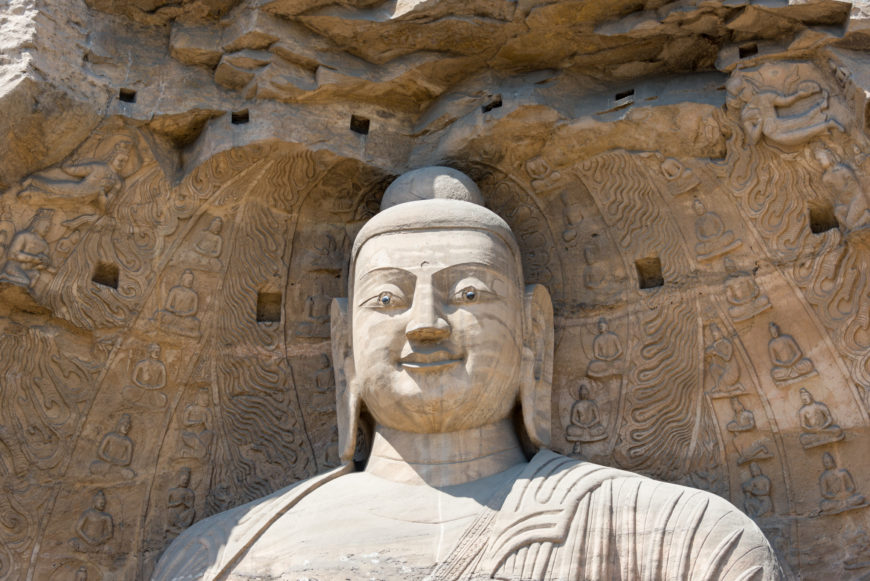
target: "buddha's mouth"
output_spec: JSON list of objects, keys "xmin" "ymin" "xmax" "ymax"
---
[{"xmin": 399, "ymin": 349, "xmax": 463, "ymax": 370}]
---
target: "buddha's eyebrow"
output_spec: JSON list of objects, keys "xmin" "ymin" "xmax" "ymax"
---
[
  {"xmin": 435, "ymin": 262, "xmax": 505, "ymax": 276},
  {"xmin": 357, "ymin": 267, "xmax": 417, "ymax": 286}
]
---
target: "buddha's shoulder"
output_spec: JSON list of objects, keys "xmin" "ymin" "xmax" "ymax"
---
[
  {"xmin": 498, "ymin": 451, "xmax": 783, "ymax": 579},
  {"xmin": 525, "ymin": 450, "xmax": 760, "ymax": 527},
  {"xmin": 152, "ymin": 466, "xmax": 347, "ymax": 581}
]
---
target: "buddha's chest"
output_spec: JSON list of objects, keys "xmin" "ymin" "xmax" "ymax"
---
[{"xmin": 230, "ymin": 475, "xmax": 484, "ymax": 580}]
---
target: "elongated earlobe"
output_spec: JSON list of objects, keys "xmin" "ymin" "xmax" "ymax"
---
[
  {"xmin": 520, "ymin": 284, "xmax": 554, "ymax": 449},
  {"xmin": 331, "ymin": 298, "xmax": 359, "ymax": 462}
]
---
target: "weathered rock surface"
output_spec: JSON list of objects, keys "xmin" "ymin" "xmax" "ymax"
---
[{"xmin": 1, "ymin": 0, "xmax": 870, "ymax": 579}]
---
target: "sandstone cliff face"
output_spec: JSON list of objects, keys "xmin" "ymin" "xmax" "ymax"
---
[{"xmin": 1, "ymin": 0, "xmax": 870, "ymax": 579}]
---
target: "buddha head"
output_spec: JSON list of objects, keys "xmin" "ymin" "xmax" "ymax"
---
[
  {"xmin": 93, "ymin": 490, "xmax": 107, "ymax": 511},
  {"xmin": 709, "ymin": 322, "xmax": 724, "ymax": 342},
  {"xmin": 331, "ymin": 167, "xmax": 553, "ymax": 462},
  {"xmin": 577, "ymin": 380, "xmax": 592, "ymax": 401},
  {"xmin": 177, "ymin": 467, "xmax": 191, "ymax": 488},
  {"xmin": 799, "ymin": 388, "xmax": 813, "ymax": 405},
  {"xmin": 110, "ymin": 142, "xmax": 132, "ymax": 172},
  {"xmin": 118, "ymin": 414, "xmax": 131, "ymax": 435},
  {"xmin": 769, "ymin": 322, "xmax": 781, "ymax": 339},
  {"xmin": 29, "ymin": 209, "xmax": 53, "ymax": 237}
]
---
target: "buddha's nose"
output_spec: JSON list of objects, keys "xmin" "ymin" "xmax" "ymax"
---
[{"xmin": 406, "ymin": 284, "xmax": 450, "ymax": 342}]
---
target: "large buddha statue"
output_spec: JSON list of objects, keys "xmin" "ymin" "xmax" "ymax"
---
[{"xmin": 154, "ymin": 167, "xmax": 782, "ymax": 581}]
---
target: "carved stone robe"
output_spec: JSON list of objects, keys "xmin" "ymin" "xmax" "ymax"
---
[{"xmin": 153, "ymin": 450, "xmax": 782, "ymax": 580}]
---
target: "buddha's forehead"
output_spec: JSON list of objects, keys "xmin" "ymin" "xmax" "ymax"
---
[{"xmin": 354, "ymin": 229, "xmax": 518, "ymax": 278}]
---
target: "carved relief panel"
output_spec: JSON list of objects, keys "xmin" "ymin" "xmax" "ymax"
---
[{"xmin": 2, "ymin": 53, "xmax": 870, "ymax": 580}]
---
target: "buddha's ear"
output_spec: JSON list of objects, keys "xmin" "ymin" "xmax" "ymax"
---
[
  {"xmin": 331, "ymin": 298, "xmax": 359, "ymax": 463},
  {"xmin": 520, "ymin": 284, "xmax": 553, "ymax": 450}
]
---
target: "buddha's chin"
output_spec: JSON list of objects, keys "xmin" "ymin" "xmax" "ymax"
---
[{"xmin": 363, "ymin": 369, "xmax": 517, "ymax": 433}]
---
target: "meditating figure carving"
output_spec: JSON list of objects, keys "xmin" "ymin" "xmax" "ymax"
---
[
  {"xmin": 0, "ymin": 209, "xmax": 53, "ymax": 288},
  {"xmin": 69, "ymin": 490, "xmax": 113, "ymax": 552},
  {"xmin": 818, "ymin": 452, "xmax": 866, "ymax": 515},
  {"xmin": 180, "ymin": 388, "xmax": 213, "ymax": 458},
  {"xmin": 723, "ymin": 257, "xmax": 771, "ymax": 322},
  {"xmin": 693, "ymin": 199, "xmax": 740, "ymax": 260},
  {"xmin": 89, "ymin": 414, "xmax": 135, "ymax": 479},
  {"xmin": 585, "ymin": 317, "xmax": 623, "ymax": 378},
  {"xmin": 122, "ymin": 343, "xmax": 168, "ymax": 408},
  {"xmin": 705, "ymin": 322, "xmax": 744, "ymax": 397},
  {"xmin": 314, "ymin": 353, "xmax": 334, "ymax": 393},
  {"xmin": 154, "ymin": 167, "xmax": 782, "ymax": 580},
  {"xmin": 297, "ymin": 281, "xmax": 332, "ymax": 338},
  {"xmin": 192, "ymin": 217, "xmax": 224, "ymax": 268},
  {"xmin": 158, "ymin": 269, "xmax": 202, "ymax": 338},
  {"xmin": 797, "ymin": 388, "xmax": 844, "ymax": 449},
  {"xmin": 565, "ymin": 379, "xmax": 607, "ymax": 452},
  {"xmin": 167, "ymin": 467, "xmax": 196, "ymax": 535},
  {"xmin": 742, "ymin": 462, "xmax": 773, "ymax": 518},
  {"xmin": 767, "ymin": 322, "xmax": 815, "ymax": 384}
]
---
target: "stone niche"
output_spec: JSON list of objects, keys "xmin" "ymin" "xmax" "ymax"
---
[{"xmin": 2, "ymin": 0, "xmax": 870, "ymax": 579}]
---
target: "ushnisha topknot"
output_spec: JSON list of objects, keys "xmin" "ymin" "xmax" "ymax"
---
[
  {"xmin": 351, "ymin": 167, "xmax": 522, "ymax": 281},
  {"xmin": 380, "ymin": 166, "xmax": 485, "ymax": 209}
]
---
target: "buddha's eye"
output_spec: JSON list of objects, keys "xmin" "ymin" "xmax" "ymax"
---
[
  {"xmin": 456, "ymin": 286, "xmax": 479, "ymax": 303},
  {"xmin": 361, "ymin": 289, "xmax": 406, "ymax": 309}
]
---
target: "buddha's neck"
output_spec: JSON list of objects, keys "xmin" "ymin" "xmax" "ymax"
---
[{"xmin": 365, "ymin": 419, "xmax": 526, "ymax": 487}]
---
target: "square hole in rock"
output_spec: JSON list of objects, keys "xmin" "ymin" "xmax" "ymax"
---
[
  {"xmin": 350, "ymin": 115, "xmax": 370, "ymax": 134},
  {"xmin": 615, "ymin": 89, "xmax": 635, "ymax": 101},
  {"xmin": 635, "ymin": 256, "xmax": 664, "ymax": 290},
  {"xmin": 809, "ymin": 204, "xmax": 839, "ymax": 234},
  {"xmin": 739, "ymin": 44, "xmax": 758, "ymax": 59},
  {"xmin": 92, "ymin": 262, "xmax": 119, "ymax": 289},
  {"xmin": 482, "ymin": 95, "xmax": 502, "ymax": 113},
  {"xmin": 119, "ymin": 88, "xmax": 137, "ymax": 103},
  {"xmin": 231, "ymin": 110, "xmax": 249, "ymax": 124},
  {"xmin": 257, "ymin": 292, "xmax": 282, "ymax": 323}
]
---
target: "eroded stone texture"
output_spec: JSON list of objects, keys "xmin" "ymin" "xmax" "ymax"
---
[{"xmin": 1, "ymin": 0, "xmax": 870, "ymax": 579}]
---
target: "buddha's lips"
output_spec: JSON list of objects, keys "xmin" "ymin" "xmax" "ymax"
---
[{"xmin": 399, "ymin": 350, "xmax": 463, "ymax": 369}]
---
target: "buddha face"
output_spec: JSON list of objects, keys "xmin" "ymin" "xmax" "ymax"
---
[
  {"xmin": 32, "ymin": 217, "xmax": 51, "ymax": 237},
  {"xmin": 351, "ymin": 228, "xmax": 524, "ymax": 433},
  {"xmin": 111, "ymin": 149, "xmax": 130, "ymax": 172}
]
